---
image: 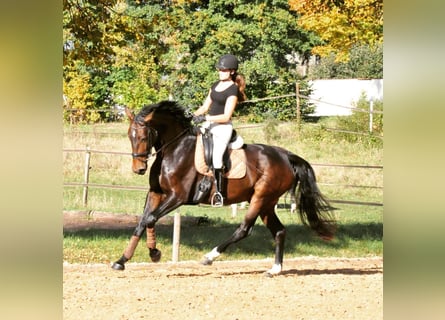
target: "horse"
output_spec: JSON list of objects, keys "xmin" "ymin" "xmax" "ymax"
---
[{"xmin": 112, "ymin": 100, "xmax": 336, "ymax": 276}]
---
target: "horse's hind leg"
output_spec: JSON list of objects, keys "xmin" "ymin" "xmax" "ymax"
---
[
  {"xmin": 201, "ymin": 214, "xmax": 258, "ymax": 265},
  {"xmin": 260, "ymin": 207, "xmax": 286, "ymax": 276}
]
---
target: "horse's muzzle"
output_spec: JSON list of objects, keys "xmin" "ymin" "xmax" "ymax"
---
[
  {"xmin": 134, "ymin": 167, "xmax": 147, "ymax": 175},
  {"xmin": 132, "ymin": 160, "xmax": 147, "ymax": 175}
]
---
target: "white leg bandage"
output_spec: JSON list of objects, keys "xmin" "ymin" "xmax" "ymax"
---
[
  {"xmin": 267, "ymin": 263, "xmax": 282, "ymax": 275},
  {"xmin": 204, "ymin": 247, "xmax": 220, "ymax": 261}
]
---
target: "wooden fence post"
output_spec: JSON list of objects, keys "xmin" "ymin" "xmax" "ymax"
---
[
  {"xmin": 172, "ymin": 209, "xmax": 181, "ymax": 262},
  {"xmin": 82, "ymin": 146, "xmax": 91, "ymax": 206},
  {"xmin": 369, "ymin": 100, "xmax": 374, "ymax": 133},
  {"xmin": 231, "ymin": 204, "xmax": 238, "ymax": 218},
  {"xmin": 295, "ymin": 82, "xmax": 301, "ymax": 134}
]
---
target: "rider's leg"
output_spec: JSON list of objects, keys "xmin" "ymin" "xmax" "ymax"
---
[
  {"xmin": 210, "ymin": 122, "xmax": 232, "ymax": 207},
  {"xmin": 212, "ymin": 168, "xmax": 224, "ymax": 206}
]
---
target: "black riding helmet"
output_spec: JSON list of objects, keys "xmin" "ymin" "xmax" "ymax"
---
[{"xmin": 215, "ymin": 54, "xmax": 238, "ymax": 70}]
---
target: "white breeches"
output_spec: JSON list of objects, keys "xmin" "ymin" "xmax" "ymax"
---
[{"xmin": 209, "ymin": 122, "xmax": 233, "ymax": 169}]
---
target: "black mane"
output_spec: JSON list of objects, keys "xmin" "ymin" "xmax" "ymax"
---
[{"xmin": 135, "ymin": 100, "xmax": 193, "ymax": 129}]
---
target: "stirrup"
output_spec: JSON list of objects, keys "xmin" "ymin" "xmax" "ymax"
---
[{"xmin": 211, "ymin": 191, "xmax": 224, "ymax": 207}]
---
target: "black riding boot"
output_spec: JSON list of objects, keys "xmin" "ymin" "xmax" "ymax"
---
[{"xmin": 212, "ymin": 168, "xmax": 224, "ymax": 207}]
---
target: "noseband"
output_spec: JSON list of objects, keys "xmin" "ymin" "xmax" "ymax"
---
[
  {"xmin": 130, "ymin": 124, "xmax": 158, "ymax": 161},
  {"xmin": 131, "ymin": 151, "xmax": 151, "ymax": 159}
]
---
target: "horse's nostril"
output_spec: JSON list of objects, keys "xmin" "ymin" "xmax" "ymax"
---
[
  {"xmin": 133, "ymin": 166, "xmax": 146, "ymax": 175},
  {"xmin": 137, "ymin": 168, "xmax": 146, "ymax": 175}
]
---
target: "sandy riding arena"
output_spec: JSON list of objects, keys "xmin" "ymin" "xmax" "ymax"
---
[{"xmin": 63, "ymin": 256, "xmax": 382, "ymax": 319}]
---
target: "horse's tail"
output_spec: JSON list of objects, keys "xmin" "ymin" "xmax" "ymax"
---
[{"xmin": 288, "ymin": 153, "xmax": 336, "ymax": 240}]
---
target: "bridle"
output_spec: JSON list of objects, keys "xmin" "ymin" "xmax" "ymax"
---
[
  {"xmin": 130, "ymin": 123, "xmax": 158, "ymax": 160},
  {"xmin": 130, "ymin": 122, "xmax": 189, "ymax": 162}
]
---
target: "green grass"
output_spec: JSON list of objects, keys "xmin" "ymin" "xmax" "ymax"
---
[
  {"xmin": 63, "ymin": 119, "xmax": 383, "ymax": 263},
  {"xmin": 63, "ymin": 203, "xmax": 382, "ymax": 264}
]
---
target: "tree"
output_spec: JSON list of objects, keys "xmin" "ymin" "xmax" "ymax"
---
[
  {"xmin": 63, "ymin": 0, "xmax": 172, "ymax": 121},
  {"xmin": 63, "ymin": 0, "xmax": 321, "ymax": 123},
  {"xmin": 308, "ymin": 43, "xmax": 383, "ymax": 79},
  {"xmin": 289, "ymin": 0, "xmax": 383, "ymax": 62},
  {"xmin": 166, "ymin": 0, "xmax": 318, "ymax": 121}
]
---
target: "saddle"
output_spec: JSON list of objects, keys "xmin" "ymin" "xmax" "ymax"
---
[{"xmin": 194, "ymin": 128, "xmax": 246, "ymax": 179}]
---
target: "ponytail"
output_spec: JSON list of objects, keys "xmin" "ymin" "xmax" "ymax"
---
[{"xmin": 232, "ymin": 73, "xmax": 247, "ymax": 102}]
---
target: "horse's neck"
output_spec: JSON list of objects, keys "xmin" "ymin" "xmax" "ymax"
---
[
  {"xmin": 156, "ymin": 125, "xmax": 184, "ymax": 142},
  {"xmin": 162, "ymin": 133, "xmax": 195, "ymax": 154}
]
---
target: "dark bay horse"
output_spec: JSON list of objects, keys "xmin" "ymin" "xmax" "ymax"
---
[{"xmin": 112, "ymin": 100, "xmax": 336, "ymax": 275}]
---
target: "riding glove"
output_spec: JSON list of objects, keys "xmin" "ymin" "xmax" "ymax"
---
[{"xmin": 193, "ymin": 115, "xmax": 206, "ymax": 124}]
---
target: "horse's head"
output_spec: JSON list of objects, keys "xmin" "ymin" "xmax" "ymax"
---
[
  {"xmin": 125, "ymin": 101, "xmax": 193, "ymax": 174},
  {"xmin": 125, "ymin": 107, "xmax": 157, "ymax": 175}
]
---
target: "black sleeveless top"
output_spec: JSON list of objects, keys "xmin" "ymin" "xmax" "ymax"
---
[{"xmin": 208, "ymin": 81, "xmax": 239, "ymax": 116}]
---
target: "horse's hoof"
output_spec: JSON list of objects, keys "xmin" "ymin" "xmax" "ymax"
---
[
  {"xmin": 111, "ymin": 262, "xmax": 125, "ymax": 271},
  {"xmin": 265, "ymin": 264, "xmax": 282, "ymax": 277},
  {"xmin": 149, "ymin": 248, "xmax": 162, "ymax": 263},
  {"xmin": 201, "ymin": 257, "xmax": 213, "ymax": 266}
]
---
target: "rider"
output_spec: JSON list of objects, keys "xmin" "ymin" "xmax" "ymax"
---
[{"xmin": 193, "ymin": 54, "xmax": 247, "ymax": 206}]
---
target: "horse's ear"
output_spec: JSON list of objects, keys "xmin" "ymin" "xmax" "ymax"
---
[
  {"xmin": 125, "ymin": 107, "xmax": 134, "ymax": 121},
  {"xmin": 143, "ymin": 112, "xmax": 154, "ymax": 122}
]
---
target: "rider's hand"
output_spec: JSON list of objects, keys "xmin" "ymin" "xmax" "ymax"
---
[{"xmin": 193, "ymin": 115, "xmax": 206, "ymax": 124}]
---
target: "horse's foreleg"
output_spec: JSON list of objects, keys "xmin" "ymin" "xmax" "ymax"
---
[
  {"xmin": 139, "ymin": 193, "xmax": 184, "ymax": 261},
  {"xmin": 112, "ymin": 192, "xmax": 163, "ymax": 270},
  {"xmin": 146, "ymin": 227, "xmax": 161, "ymax": 262},
  {"xmin": 143, "ymin": 192, "xmax": 165, "ymax": 263},
  {"xmin": 111, "ymin": 223, "xmax": 146, "ymax": 270}
]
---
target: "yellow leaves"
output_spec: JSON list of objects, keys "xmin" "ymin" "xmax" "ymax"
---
[
  {"xmin": 289, "ymin": 0, "xmax": 383, "ymax": 61},
  {"xmin": 288, "ymin": 0, "xmax": 305, "ymax": 11},
  {"xmin": 170, "ymin": 0, "xmax": 195, "ymax": 5},
  {"xmin": 63, "ymin": 72, "xmax": 93, "ymax": 110},
  {"xmin": 63, "ymin": 70, "xmax": 96, "ymax": 123},
  {"xmin": 113, "ymin": 0, "xmax": 128, "ymax": 14}
]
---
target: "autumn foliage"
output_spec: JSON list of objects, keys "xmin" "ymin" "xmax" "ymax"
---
[{"xmin": 289, "ymin": 0, "xmax": 383, "ymax": 62}]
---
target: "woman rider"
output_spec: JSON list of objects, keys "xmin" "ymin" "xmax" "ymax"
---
[{"xmin": 193, "ymin": 54, "xmax": 247, "ymax": 206}]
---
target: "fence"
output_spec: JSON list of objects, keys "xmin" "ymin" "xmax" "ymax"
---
[{"xmin": 63, "ymin": 146, "xmax": 383, "ymax": 207}]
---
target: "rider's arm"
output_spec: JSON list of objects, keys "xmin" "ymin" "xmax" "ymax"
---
[{"xmin": 206, "ymin": 95, "xmax": 238, "ymax": 123}]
